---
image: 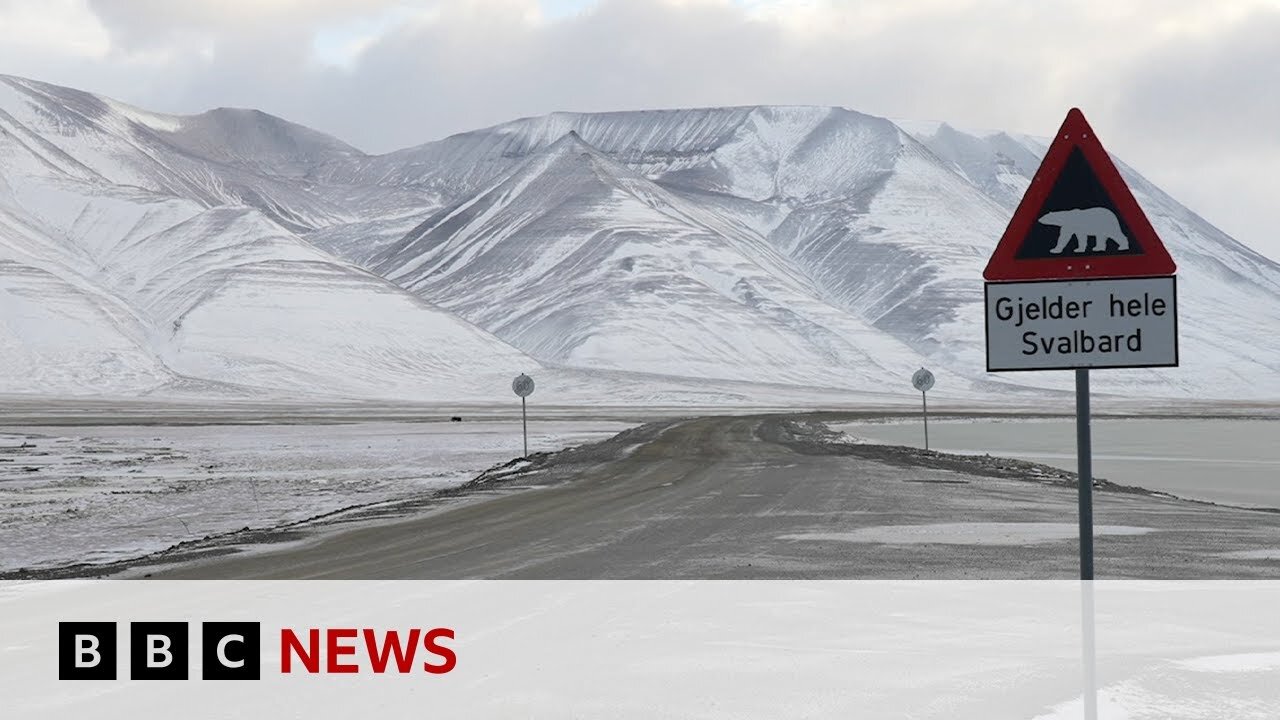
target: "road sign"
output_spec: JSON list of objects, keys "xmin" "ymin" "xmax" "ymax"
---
[
  {"xmin": 911, "ymin": 368, "xmax": 934, "ymax": 450},
  {"xmin": 985, "ymin": 276, "xmax": 1178, "ymax": 371},
  {"xmin": 983, "ymin": 108, "xmax": 1180, "ymax": 583},
  {"xmin": 512, "ymin": 373, "xmax": 535, "ymax": 457},
  {"xmin": 512, "ymin": 374, "xmax": 535, "ymax": 398},
  {"xmin": 984, "ymin": 108, "xmax": 1176, "ymax": 282},
  {"xmin": 911, "ymin": 368, "xmax": 935, "ymax": 392}
]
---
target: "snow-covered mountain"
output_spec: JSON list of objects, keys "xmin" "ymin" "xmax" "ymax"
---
[
  {"xmin": 341, "ymin": 107, "xmax": 1280, "ymax": 399},
  {"xmin": 2, "ymin": 74, "xmax": 1278, "ymax": 402},
  {"xmin": 372, "ymin": 132, "xmax": 926, "ymax": 390},
  {"xmin": 0, "ymin": 75, "xmax": 536, "ymax": 401}
]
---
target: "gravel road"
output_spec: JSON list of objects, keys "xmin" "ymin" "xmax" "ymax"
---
[{"xmin": 137, "ymin": 415, "xmax": 1280, "ymax": 579}]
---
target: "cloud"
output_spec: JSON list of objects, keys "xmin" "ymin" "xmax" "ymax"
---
[
  {"xmin": 1105, "ymin": 4, "xmax": 1280, "ymax": 253},
  {"xmin": 0, "ymin": 0, "xmax": 1275, "ymax": 256},
  {"xmin": 0, "ymin": 0, "xmax": 109, "ymax": 60},
  {"xmin": 84, "ymin": 0, "xmax": 391, "ymax": 40}
]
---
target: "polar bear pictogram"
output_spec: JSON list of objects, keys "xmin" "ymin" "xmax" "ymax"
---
[{"xmin": 1037, "ymin": 207, "xmax": 1130, "ymax": 254}]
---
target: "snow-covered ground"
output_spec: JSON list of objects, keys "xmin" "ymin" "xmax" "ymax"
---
[
  {"xmin": 0, "ymin": 420, "xmax": 632, "ymax": 571},
  {"xmin": 781, "ymin": 523, "xmax": 1154, "ymax": 546}
]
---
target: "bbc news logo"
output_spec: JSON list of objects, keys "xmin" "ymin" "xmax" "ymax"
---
[
  {"xmin": 59, "ymin": 622, "xmax": 261, "ymax": 680},
  {"xmin": 58, "ymin": 622, "xmax": 456, "ymax": 680}
]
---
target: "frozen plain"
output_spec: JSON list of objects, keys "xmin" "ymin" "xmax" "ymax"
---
[
  {"xmin": 834, "ymin": 416, "xmax": 1280, "ymax": 508},
  {"xmin": 142, "ymin": 414, "xmax": 1280, "ymax": 581},
  {"xmin": 4, "ymin": 401, "xmax": 1277, "ymax": 577},
  {"xmin": 0, "ymin": 418, "xmax": 633, "ymax": 572}
]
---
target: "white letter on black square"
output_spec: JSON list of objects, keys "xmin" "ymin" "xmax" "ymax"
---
[
  {"xmin": 130, "ymin": 621, "xmax": 188, "ymax": 680},
  {"xmin": 59, "ymin": 622, "xmax": 116, "ymax": 680}
]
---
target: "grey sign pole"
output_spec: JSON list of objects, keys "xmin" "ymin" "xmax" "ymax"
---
[
  {"xmin": 911, "ymin": 368, "xmax": 935, "ymax": 451},
  {"xmin": 512, "ymin": 374, "xmax": 535, "ymax": 458},
  {"xmin": 1076, "ymin": 368, "xmax": 1094, "ymax": 580},
  {"xmin": 921, "ymin": 392, "xmax": 929, "ymax": 451}
]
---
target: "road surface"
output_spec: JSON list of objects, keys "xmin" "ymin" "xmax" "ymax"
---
[{"xmin": 142, "ymin": 415, "xmax": 1280, "ymax": 579}]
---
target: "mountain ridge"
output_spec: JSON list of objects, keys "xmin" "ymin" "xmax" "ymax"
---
[
  {"xmin": 371, "ymin": 127, "xmax": 927, "ymax": 390},
  {"xmin": 0, "ymin": 75, "xmax": 541, "ymax": 401},
  {"xmin": 2, "ymin": 73, "xmax": 1278, "ymax": 401}
]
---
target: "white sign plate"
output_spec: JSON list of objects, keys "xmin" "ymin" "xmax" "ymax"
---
[
  {"xmin": 985, "ymin": 276, "xmax": 1178, "ymax": 371},
  {"xmin": 512, "ymin": 374, "xmax": 535, "ymax": 397},
  {"xmin": 912, "ymin": 368, "xmax": 935, "ymax": 393}
]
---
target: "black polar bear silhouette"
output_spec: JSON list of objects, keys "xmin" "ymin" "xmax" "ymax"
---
[{"xmin": 1037, "ymin": 207, "xmax": 1130, "ymax": 254}]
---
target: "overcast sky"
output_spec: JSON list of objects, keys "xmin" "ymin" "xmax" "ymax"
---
[{"xmin": 1, "ymin": 0, "xmax": 1277, "ymax": 257}]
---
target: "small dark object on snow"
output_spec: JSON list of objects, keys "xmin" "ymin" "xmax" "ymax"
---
[{"xmin": 450, "ymin": 416, "xmax": 463, "ymax": 422}]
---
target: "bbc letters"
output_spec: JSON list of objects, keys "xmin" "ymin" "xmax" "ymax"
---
[{"xmin": 58, "ymin": 621, "xmax": 455, "ymax": 680}]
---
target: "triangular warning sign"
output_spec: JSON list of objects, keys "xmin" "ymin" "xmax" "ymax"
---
[{"xmin": 984, "ymin": 108, "xmax": 1176, "ymax": 281}]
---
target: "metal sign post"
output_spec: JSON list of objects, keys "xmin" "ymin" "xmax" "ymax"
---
[
  {"xmin": 1076, "ymin": 369, "xmax": 1094, "ymax": 580},
  {"xmin": 922, "ymin": 392, "xmax": 928, "ymax": 451},
  {"xmin": 911, "ymin": 368, "xmax": 935, "ymax": 451},
  {"xmin": 512, "ymin": 373, "xmax": 535, "ymax": 457}
]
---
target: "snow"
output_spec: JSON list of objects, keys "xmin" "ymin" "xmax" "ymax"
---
[
  {"xmin": 366, "ymin": 104, "xmax": 1280, "ymax": 400},
  {"xmin": 0, "ymin": 262, "xmax": 168, "ymax": 395},
  {"xmin": 780, "ymin": 523, "xmax": 1155, "ymax": 546},
  {"xmin": 0, "ymin": 98, "xmax": 540, "ymax": 401},
  {"xmin": 0, "ymin": 420, "xmax": 633, "ymax": 571},
  {"xmin": 2, "ymin": 73, "xmax": 1280, "ymax": 403},
  {"xmin": 1175, "ymin": 652, "xmax": 1280, "ymax": 673},
  {"xmin": 376, "ymin": 130, "xmax": 930, "ymax": 391},
  {"xmin": 103, "ymin": 97, "xmax": 183, "ymax": 133},
  {"xmin": 1030, "ymin": 651, "xmax": 1280, "ymax": 719},
  {"xmin": 1217, "ymin": 549, "xmax": 1280, "ymax": 561}
]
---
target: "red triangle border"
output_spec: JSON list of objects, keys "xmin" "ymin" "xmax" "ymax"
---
[{"xmin": 984, "ymin": 108, "xmax": 1177, "ymax": 281}]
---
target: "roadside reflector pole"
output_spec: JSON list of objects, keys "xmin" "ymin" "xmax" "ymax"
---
[{"xmin": 1076, "ymin": 368, "xmax": 1094, "ymax": 580}]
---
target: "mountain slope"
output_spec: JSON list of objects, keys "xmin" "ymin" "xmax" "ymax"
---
[
  {"xmin": 375, "ymin": 132, "xmax": 927, "ymax": 390},
  {"xmin": 0, "ymin": 258, "xmax": 169, "ymax": 395},
  {"xmin": 0, "ymin": 79, "xmax": 539, "ymax": 401},
  {"xmin": 0, "ymin": 75, "xmax": 359, "ymax": 232},
  {"xmin": 360, "ymin": 106, "xmax": 1280, "ymax": 399},
  {"xmin": 4, "ymin": 73, "xmax": 1279, "ymax": 402}
]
